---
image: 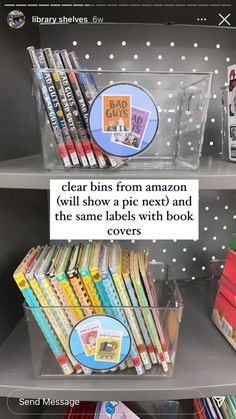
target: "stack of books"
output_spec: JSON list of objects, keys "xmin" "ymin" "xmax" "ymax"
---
[{"xmin": 13, "ymin": 242, "xmax": 175, "ymax": 376}]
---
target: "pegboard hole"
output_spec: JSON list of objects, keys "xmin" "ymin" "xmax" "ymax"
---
[
  {"xmin": 163, "ymin": 249, "xmax": 167, "ymax": 253},
  {"xmin": 203, "ymin": 247, "xmax": 207, "ymax": 251},
  {"xmin": 212, "ymin": 94, "xmax": 217, "ymax": 99},
  {"xmin": 214, "ymin": 69, "xmax": 219, "ymax": 74},
  {"xmin": 212, "ymin": 256, "xmax": 216, "ymax": 260},
  {"xmin": 214, "ymin": 216, "xmax": 218, "ymax": 220},
  {"xmin": 204, "ymin": 56, "xmax": 209, "ymax": 61},
  {"xmin": 211, "ymin": 118, "xmax": 215, "ymax": 123},
  {"xmin": 172, "ymin": 258, "xmax": 176, "ymax": 263},
  {"xmin": 170, "ymin": 42, "xmax": 175, "ymax": 47},
  {"xmin": 109, "ymin": 54, "xmax": 114, "ymax": 60},
  {"xmin": 193, "ymin": 42, "xmax": 198, "ymax": 48},
  {"xmin": 209, "ymin": 141, "xmax": 214, "ymax": 146},
  {"xmin": 146, "ymin": 41, "xmax": 151, "ymax": 46},
  {"xmin": 122, "ymin": 41, "xmax": 126, "ymax": 46},
  {"xmin": 223, "ymin": 226, "xmax": 227, "ymax": 230},
  {"xmin": 226, "ymin": 57, "xmax": 231, "ymax": 62},
  {"xmin": 134, "ymin": 54, "xmax": 139, "ymax": 60},
  {"xmin": 146, "ymin": 68, "xmax": 150, "ymax": 72},
  {"xmin": 205, "ymin": 206, "xmax": 209, "ymax": 211},
  {"xmin": 225, "ymin": 205, "xmax": 229, "ymax": 209},
  {"xmin": 97, "ymin": 41, "xmax": 102, "ymax": 46},
  {"xmin": 202, "ymin": 266, "xmax": 206, "ymax": 270},
  {"xmin": 182, "ymin": 267, "xmax": 186, "ymax": 272},
  {"xmin": 158, "ymin": 54, "xmax": 163, "ymax": 60},
  {"xmin": 157, "ymin": 81, "xmax": 162, "ymax": 86},
  {"xmin": 85, "ymin": 54, "xmax": 90, "ymax": 60},
  {"xmin": 72, "ymin": 41, "xmax": 77, "ymax": 46},
  {"xmin": 169, "ymin": 68, "xmax": 174, "ymax": 72},
  {"xmin": 216, "ymin": 43, "xmax": 221, "ymax": 49},
  {"xmin": 213, "ymin": 236, "xmax": 217, "ymax": 240},
  {"xmin": 192, "ymin": 257, "xmax": 197, "ymax": 261},
  {"xmin": 222, "ymin": 245, "xmax": 226, "ymax": 249},
  {"xmin": 181, "ymin": 55, "xmax": 186, "ymax": 61},
  {"xmin": 122, "ymin": 67, "xmax": 126, "ymax": 72}
]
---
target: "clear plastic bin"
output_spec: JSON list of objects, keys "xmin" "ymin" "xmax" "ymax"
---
[
  {"xmin": 32, "ymin": 69, "xmax": 212, "ymax": 171},
  {"xmin": 24, "ymin": 262, "xmax": 184, "ymax": 378}
]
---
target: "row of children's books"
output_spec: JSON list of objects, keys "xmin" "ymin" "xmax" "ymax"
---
[
  {"xmin": 13, "ymin": 242, "xmax": 170, "ymax": 376},
  {"xmin": 194, "ymin": 396, "xmax": 236, "ymax": 419},
  {"xmin": 28, "ymin": 46, "xmax": 124, "ymax": 169},
  {"xmin": 64, "ymin": 401, "xmax": 140, "ymax": 419}
]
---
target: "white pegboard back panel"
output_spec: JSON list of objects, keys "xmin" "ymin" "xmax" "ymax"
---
[{"xmin": 40, "ymin": 24, "xmax": 236, "ymax": 156}]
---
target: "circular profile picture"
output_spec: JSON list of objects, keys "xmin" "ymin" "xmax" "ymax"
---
[{"xmin": 7, "ymin": 10, "xmax": 26, "ymax": 29}]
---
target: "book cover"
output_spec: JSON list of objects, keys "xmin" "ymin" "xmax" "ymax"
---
[
  {"xmin": 102, "ymin": 95, "xmax": 131, "ymax": 132},
  {"xmin": 111, "ymin": 107, "xmax": 150, "ymax": 150}
]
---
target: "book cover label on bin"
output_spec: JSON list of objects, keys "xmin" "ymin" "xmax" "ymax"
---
[
  {"xmin": 89, "ymin": 83, "xmax": 158, "ymax": 158},
  {"xmin": 69, "ymin": 315, "xmax": 131, "ymax": 371}
]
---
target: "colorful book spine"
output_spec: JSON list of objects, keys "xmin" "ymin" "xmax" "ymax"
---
[
  {"xmin": 36, "ymin": 48, "xmax": 78, "ymax": 166},
  {"xmin": 67, "ymin": 270, "xmax": 95, "ymax": 317},
  {"xmin": 131, "ymin": 252, "xmax": 168, "ymax": 372},
  {"xmin": 122, "ymin": 270, "xmax": 157, "ymax": 365},
  {"xmin": 139, "ymin": 250, "xmax": 170, "ymax": 363},
  {"xmin": 35, "ymin": 249, "xmax": 83, "ymax": 373},
  {"xmin": 89, "ymin": 265, "xmax": 114, "ymax": 317},
  {"xmin": 29, "ymin": 269, "xmax": 81, "ymax": 373},
  {"xmin": 59, "ymin": 49, "xmax": 97, "ymax": 168},
  {"xmin": 111, "ymin": 269, "xmax": 152, "ymax": 370},
  {"xmin": 55, "ymin": 270, "xmax": 84, "ymax": 324},
  {"xmin": 13, "ymin": 250, "xmax": 74, "ymax": 376},
  {"xmin": 52, "ymin": 50, "xmax": 89, "ymax": 168},
  {"xmin": 79, "ymin": 267, "xmax": 104, "ymax": 315},
  {"xmin": 37, "ymin": 268, "xmax": 72, "ymax": 337},
  {"xmin": 100, "ymin": 270, "xmax": 145, "ymax": 373}
]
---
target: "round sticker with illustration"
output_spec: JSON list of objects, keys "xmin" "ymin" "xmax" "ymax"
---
[
  {"xmin": 89, "ymin": 82, "xmax": 159, "ymax": 157},
  {"xmin": 69, "ymin": 315, "xmax": 131, "ymax": 371}
]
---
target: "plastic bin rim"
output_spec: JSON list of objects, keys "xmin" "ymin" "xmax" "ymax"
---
[{"xmin": 31, "ymin": 68, "xmax": 213, "ymax": 77}]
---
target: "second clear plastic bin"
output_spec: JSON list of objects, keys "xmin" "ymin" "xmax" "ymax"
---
[
  {"xmin": 24, "ymin": 262, "xmax": 184, "ymax": 378},
  {"xmin": 32, "ymin": 70, "xmax": 212, "ymax": 171}
]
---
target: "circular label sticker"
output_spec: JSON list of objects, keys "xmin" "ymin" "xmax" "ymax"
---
[
  {"xmin": 89, "ymin": 82, "xmax": 159, "ymax": 157},
  {"xmin": 69, "ymin": 315, "xmax": 131, "ymax": 371}
]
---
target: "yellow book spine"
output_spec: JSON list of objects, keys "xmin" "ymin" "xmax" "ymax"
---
[
  {"xmin": 80, "ymin": 269, "xmax": 104, "ymax": 315},
  {"xmin": 68, "ymin": 271, "xmax": 94, "ymax": 316}
]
